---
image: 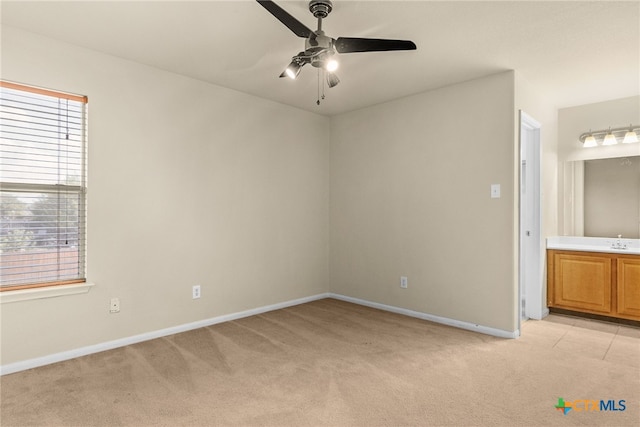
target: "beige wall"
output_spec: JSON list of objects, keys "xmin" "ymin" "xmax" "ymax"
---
[
  {"xmin": 0, "ymin": 27, "xmax": 330, "ymax": 365},
  {"xmin": 329, "ymin": 72, "xmax": 518, "ymax": 333}
]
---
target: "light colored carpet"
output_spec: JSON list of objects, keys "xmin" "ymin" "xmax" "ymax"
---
[{"xmin": 1, "ymin": 298, "xmax": 639, "ymax": 426}]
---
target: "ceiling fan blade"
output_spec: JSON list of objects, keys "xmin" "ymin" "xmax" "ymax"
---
[
  {"xmin": 256, "ymin": 0, "xmax": 313, "ymax": 38},
  {"xmin": 334, "ymin": 37, "xmax": 417, "ymax": 53}
]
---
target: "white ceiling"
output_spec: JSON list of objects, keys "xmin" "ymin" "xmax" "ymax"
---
[{"xmin": 2, "ymin": 0, "xmax": 639, "ymax": 116}]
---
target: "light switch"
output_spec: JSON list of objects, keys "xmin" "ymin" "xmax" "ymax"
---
[{"xmin": 491, "ymin": 184, "xmax": 501, "ymax": 198}]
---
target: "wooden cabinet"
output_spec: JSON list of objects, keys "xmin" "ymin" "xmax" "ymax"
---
[
  {"xmin": 617, "ymin": 257, "xmax": 640, "ymax": 320},
  {"xmin": 547, "ymin": 250, "xmax": 640, "ymax": 321},
  {"xmin": 548, "ymin": 251, "xmax": 612, "ymax": 314}
]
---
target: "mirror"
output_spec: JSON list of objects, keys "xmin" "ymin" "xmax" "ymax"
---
[{"xmin": 566, "ymin": 156, "xmax": 640, "ymax": 238}]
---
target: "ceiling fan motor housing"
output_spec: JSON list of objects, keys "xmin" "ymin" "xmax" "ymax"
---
[
  {"xmin": 305, "ymin": 32, "xmax": 333, "ymax": 52},
  {"xmin": 304, "ymin": 31, "xmax": 335, "ymax": 68},
  {"xmin": 309, "ymin": 0, "xmax": 332, "ymax": 18}
]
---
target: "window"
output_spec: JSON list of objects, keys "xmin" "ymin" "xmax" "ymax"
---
[{"xmin": 0, "ymin": 81, "xmax": 88, "ymax": 291}]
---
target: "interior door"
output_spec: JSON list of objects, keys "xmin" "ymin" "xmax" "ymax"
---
[{"xmin": 519, "ymin": 111, "xmax": 542, "ymax": 326}]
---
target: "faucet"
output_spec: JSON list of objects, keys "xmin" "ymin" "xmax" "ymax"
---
[{"xmin": 611, "ymin": 234, "xmax": 628, "ymax": 250}]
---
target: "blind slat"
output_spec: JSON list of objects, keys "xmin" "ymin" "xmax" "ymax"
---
[{"xmin": 1, "ymin": 81, "xmax": 87, "ymax": 290}]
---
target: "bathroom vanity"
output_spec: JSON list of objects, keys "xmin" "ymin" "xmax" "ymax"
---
[{"xmin": 546, "ymin": 236, "xmax": 640, "ymax": 321}]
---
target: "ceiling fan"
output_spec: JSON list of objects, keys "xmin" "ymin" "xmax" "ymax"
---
[{"xmin": 256, "ymin": 0, "xmax": 416, "ymax": 101}]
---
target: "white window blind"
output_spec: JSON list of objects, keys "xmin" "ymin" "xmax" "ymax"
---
[{"xmin": 0, "ymin": 81, "xmax": 88, "ymax": 290}]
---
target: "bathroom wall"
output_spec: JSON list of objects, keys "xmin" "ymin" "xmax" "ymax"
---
[{"xmin": 558, "ymin": 96, "xmax": 640, "ymax": 162}]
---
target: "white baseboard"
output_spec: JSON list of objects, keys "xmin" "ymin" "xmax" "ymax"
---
[
  {"xmin": 1, "ymin": 292, "xmax": 519, "ymax": 375},
  {"xmin": 329, "ymin": 293, "xmax": 520, "ymax": 339},
  {"xmin": 0, "ymin": 293, "xmax": 331, "ymax": 376}
]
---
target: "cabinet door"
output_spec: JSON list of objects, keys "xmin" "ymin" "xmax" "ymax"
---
[
  {"xmin": 553, "ymin": 253, "xmax": 612, "ymax": 314},
  {"xmin": 617, "ymin": 257, "xmax": 640, "ymax": 320}
]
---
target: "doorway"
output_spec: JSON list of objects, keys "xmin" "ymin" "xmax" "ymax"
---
[{"xmin": 519, "ymin": 111, "xmax": 543, "ymax": 329}]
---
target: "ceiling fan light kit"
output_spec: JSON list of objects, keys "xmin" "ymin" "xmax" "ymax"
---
[
  {"xmin": 257, "ymin": 0, "xmax": 417, "ymax": 105},
  {"xmin": 327, "ymin": 72, "xmax": 340, "ymax": 88},
  {"xmin": 282, "ymin": 59, "xmax": 303, "ymax": 79}
]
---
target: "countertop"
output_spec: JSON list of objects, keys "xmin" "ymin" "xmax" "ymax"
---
[{"xmin": 546, "ymin": 236, "xmax": 640, "ymax": 255}]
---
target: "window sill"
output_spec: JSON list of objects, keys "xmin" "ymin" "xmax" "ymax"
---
[{"xmin": 0, "ymin": 282, "xmax": 95, "ymax": 304}]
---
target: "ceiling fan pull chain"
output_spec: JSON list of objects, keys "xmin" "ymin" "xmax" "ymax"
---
[
  {"xmin": 317, "ymin": 67, "xmax": 321, "ymax": 105},
  {"xmin": 322, "ymin": 69, "xmax": 326, "ymax": 100}
]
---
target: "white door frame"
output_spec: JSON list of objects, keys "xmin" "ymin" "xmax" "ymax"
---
[{"xmin": 519, "ymin": 111, "xmax": 544, "ymax": 329}]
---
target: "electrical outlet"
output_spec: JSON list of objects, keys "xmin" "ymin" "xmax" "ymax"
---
[
  {"xmin": 110, "ymin": 297, "xmax": 120, "ymax": 313},
  {"xmin": 400, "ymin": 276, "xmax": 408, "ymax": 289},
  {"xmin": 192, "ymin": 285, "xmax": 201, "ymax": 299}
]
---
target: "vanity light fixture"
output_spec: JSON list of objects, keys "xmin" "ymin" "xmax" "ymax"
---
[
  {"xmin": 583, "ymin": 132, "xmax": 598, "ymax": 148},
  {"xmin": 602, "ymin": 128, "xmax": 617, "ymax": 145},
  {"xmin": 579, "ymin": 124, "xmax": 640, "ymax": 147},
  {"xmin": 623, "ymin": 125, "xmax": 639, "ymax": 144}
]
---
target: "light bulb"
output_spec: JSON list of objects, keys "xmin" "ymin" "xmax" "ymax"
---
[
  {"xmin": 283, "ymin": 61, "xmax": 302, "ymax": 79},
  {"xmin": 326, "ymin": 59, "xmax": 339, "ymax": 72},
  {"xmin": 285, "ymin": 68, "xmax": 297, "ymax": 79},
  {"xmin": 583, "ymin": 135, "xmax": 597, "ymax": 148},
  {"xmin": 623, "ymin": 129, "xmax": 638, "ymax": 144},
  {"xmin": 602, "ymin": 131, "xmax": 617, "ymax": 146}
]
